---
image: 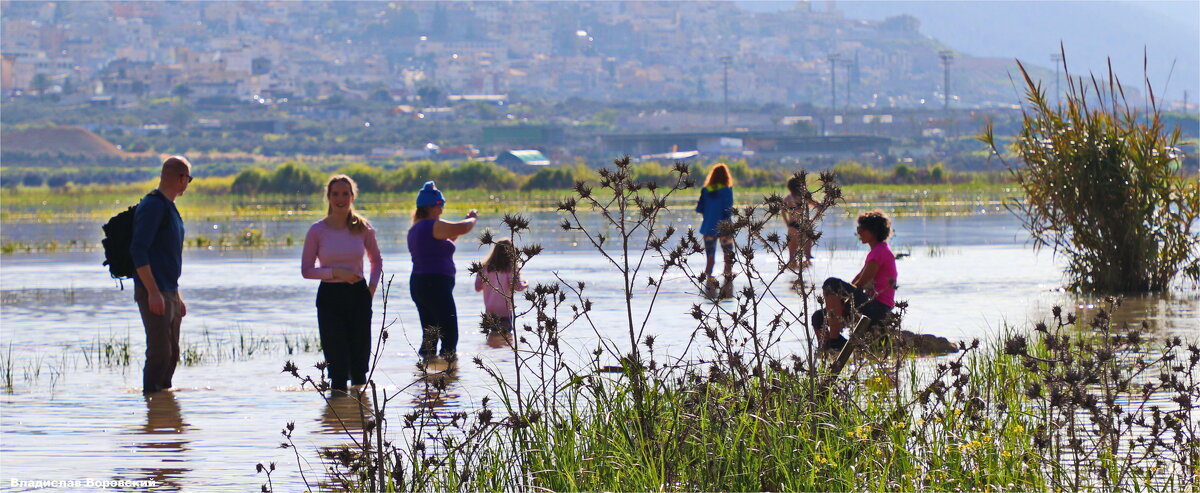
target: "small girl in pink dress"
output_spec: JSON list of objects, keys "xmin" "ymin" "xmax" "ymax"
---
[{"xmin": 474, "ymin": 239, "xmax": 528, "ymax": 333}]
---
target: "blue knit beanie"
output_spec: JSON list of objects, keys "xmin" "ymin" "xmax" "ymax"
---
[{"xmin": 416, "ymin": 181, "xmax": 445, "ymax": 207}]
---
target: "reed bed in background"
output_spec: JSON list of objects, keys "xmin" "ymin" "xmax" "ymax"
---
[
  {"xmin": 275, "ymin": 159, "xmax": 1197, "ymax": 492},
  {"xmin": 0, "ymin": 182, "xmax": 1018, "ymax": 255},
  {"xmin": 0, "ymin": 178, "xmax": 1015, "ymax": 224}
]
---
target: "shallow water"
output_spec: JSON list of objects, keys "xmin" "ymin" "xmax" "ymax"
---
[{"xmin": 1, "ymin": 213, "xmax": 1196, "ymax": 491}]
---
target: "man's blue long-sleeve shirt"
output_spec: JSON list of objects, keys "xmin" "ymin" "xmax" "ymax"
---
[{"xmin": 129, "ymin": 190, "xmax": 185, "ymax": 292}]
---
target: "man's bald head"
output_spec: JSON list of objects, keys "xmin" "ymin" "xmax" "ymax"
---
[
  {"xmin": 161, "ymin": 156, "xmax": 192, "ymax": 178},
  {"xmin": 158, "ymin": 155, "xmax": 193, "ymax": 199}
]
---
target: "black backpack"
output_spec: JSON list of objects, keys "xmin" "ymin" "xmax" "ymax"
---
[{"xmin": 102, "ymin": 191, "xmax": 165, "ymax": 284}]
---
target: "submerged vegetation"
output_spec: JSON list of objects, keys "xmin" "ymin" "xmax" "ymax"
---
[
  {"xmin": 0, "ymin": 330, "xmax": 321, "ymax": 393},
  {"xmin": 983, "ymin": 56, "xmax": 1200, "ymax": 293},
  {"xmin": 274, "ymin": 159, "xmax": 1197, "ymax": 492}
]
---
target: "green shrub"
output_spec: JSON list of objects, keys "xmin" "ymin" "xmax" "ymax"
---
[
  {"xmin": 231, "ymin": 166, "xmax": 269, "ymax": 195},
  {"xmin": 46, "ymin": 175, "xmax": 70, "ymax": 189},
  {"xmin": 831, "ymin": 160, "xmax": 886, "ymax": 185},
  {"xmin": 523, "ymin": 163, "xmax": 591, "ymax": 190},
  {"xmin": 929, "ymin": 162, "xmax": 948, "ymax": 183},
  {"xmin": 442, "ymin": 160, "xmax": 518, "ymax": 191},
  {"xmin": 891, "ymin": 163, "xmax": 916, "ymax": 184},
  {"xmin": 982, "ymin": 59, "xmax": 1200, "ymax": 292},
  {"xmin": 266, "ymin": 161, "xmax": 321, "ymax": 195},
  {"xmin": 336, "ymin": 163, "xmax": 385, "ymax": 193},
  {"xmin": 382, "ymin": 160, "xmax": 446, "ymax": 193}
]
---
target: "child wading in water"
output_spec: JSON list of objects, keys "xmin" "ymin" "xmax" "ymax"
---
[
  {"xmin": 812, "ymin": 210, "xmax": 898, "ymax": 351},
  {"xmin": 474, "ymin": 238, "xmax": 528, "ymax": 334},
  {"xmin": 782, "ymin": 174, "xmax": 825, "ymax": 269},
  {"xmin": 695, "ymin": 163, "xmax": 736, "ymax": 299}
]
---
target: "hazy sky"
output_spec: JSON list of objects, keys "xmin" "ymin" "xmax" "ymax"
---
[{"xmin": 742, "ymin": 1, "xmax": 1200, "ymax": 102}]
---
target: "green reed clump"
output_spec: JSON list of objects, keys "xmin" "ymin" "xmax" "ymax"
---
[
  {"xmin": 69, "ymin": 330, "xmax": 319, "ymax": 370},
  {"xmin": 2, "ymin": 344, "xmax": 14, "ymax": 392},
  {"xmin": 982, "ymin": 52, "xmax": 1200, "ymax": 293},
  {"xmin": 94, "ymin": 334, "xmax": 132, "ymax": 367}
]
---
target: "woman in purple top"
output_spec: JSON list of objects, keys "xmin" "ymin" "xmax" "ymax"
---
[
  {"xmin": 812, "ymin": 210, "xmax": 898, "ymax": 350},
  {"xmin": 301, "ymin": 175, "xmax": 383, "ymax": 392},
  {"xmin": 408, "ymin": 181, "xmax": 477, "ymax": 360}
]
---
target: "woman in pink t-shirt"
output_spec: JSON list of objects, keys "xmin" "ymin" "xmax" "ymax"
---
[
  {"xmin": 474, "ymin": 238, "xmax": 528, "ymax": 334},
  {"xmin": 812, "ymin": 210, "xmax": 897, "ymax": 351},
  {"xmin": 301, "ymin": 175, "xmax": 383, "ymax": 393}
]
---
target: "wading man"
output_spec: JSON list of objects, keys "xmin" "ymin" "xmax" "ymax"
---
[{"xmin": 131, "ymin": 156, "xmax": 192, "ymax": 394}]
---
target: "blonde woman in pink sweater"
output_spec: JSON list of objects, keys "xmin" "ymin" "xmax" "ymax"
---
[
  {"xmin": 301, "ymin": 175, "xmax": 382, "ymax": 393},
  {"xmin": 474, "ymin": 238, "xmax": 527, "ymax": 333}
]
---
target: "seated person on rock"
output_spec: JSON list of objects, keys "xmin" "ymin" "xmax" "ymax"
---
[{"xmin": 812, "ymin": 210, "xmax": 897, "ymax": 351}]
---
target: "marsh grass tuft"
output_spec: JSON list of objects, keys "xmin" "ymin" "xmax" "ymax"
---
[{"xmin": 2, "ymin": 344, "xmax": 14, "ymax": 392}]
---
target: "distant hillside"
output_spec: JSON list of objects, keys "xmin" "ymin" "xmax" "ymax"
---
[
  {"xmin": 825, "ymin": 1, "xmax": 1199, "ymax": 102},
  {"xmin": 1, "ymin": 126, "xmax": 128, "ymax": 157}
]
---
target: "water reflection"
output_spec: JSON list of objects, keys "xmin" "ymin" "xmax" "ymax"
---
[
  {"xmin": 413, "ymin": 365, "xmax": 462, "ymax": 410},
  {"xmin": 114, "ymin": 392, "xmax": 190, "ymax": 490},
  {"xmin": 1108, "ymin": 293, "xmax": 1200, "ymax": 336},
  {"xmin": 318, "ymin": 391, "xmax": 371, "ymax": 436},
  {"xmin": 485, "ymin": 331, "xmax": 513, "ymax": 349}
]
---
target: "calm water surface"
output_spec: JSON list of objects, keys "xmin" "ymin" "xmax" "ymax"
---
[{"xmin": 1, "ymin": 213, "xmax": 1196, "ymax": 491}]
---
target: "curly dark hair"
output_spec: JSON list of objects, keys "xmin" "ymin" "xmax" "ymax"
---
[
  {"xmin": 786, "ymin": 175, "xmax": 805, "ymax": 197},
  {"xmin": 857, "ymin": 209, "xmax": 891, "ymax": 242}
]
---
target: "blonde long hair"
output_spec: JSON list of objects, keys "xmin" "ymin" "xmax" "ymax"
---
[{"xmin": 325, "ymin": 174, "xmax": 370, "ymax": 234}]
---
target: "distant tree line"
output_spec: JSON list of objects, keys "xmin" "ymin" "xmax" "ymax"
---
[{"xmin": 222, "ymin": 159, "xmax": 974, "ymax": 196}]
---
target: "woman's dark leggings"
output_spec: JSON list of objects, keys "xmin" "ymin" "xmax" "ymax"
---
[
  {"xmin": 410, "ymin": 273, "xmax": 458, "ymax": 358},
  {"xmin": 316, "ymin": 280, "xmax": 373, "ymax": 391}
]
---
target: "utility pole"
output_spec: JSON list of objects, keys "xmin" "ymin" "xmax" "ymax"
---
[
  {"xmin": 842, "ymin": 59, "xmax": 853, "ymax": 111},
  {"xmin": 850, "ymin": 50, "xmax": 860, "ymax": 110},
  {"xmin": 1051, "ymin": 53, "xmax": 1063, "ymax": 106},
  {"xmin": 721, "ymin": 56, "xmax": 732, "ymax": 127},
  {"xmin": 939, "ymin": 50, "xmax": 953, "ymax": 111},
  {"xmin": 827, "ymin": 53, "xmax": 840, "ymax": 111}
]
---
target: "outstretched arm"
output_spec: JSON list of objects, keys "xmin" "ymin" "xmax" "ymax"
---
[{"xmin": 433, "ymin": 210, "xmax": 478, "ymax": 241}]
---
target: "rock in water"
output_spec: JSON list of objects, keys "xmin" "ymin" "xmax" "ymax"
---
[{"xmin": 893, "ymin": 330, "xmax": 958, "ymax": 355}]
